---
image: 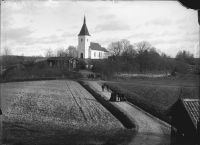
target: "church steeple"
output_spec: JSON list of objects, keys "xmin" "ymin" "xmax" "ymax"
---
[
  {"xmin": 78, "ymin": 16, "xmax": 90, "ymax": 36},
  {"xmin": 84, "ymin": 15, "xmax": 86, "ymax": 24}
]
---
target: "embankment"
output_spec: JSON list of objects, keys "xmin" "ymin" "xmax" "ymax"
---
[{"xmin": 78, "ymin": 80, "xmax": 136, "ymax": 129}]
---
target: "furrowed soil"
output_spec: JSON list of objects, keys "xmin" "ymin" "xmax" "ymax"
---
[
  {"xmin": 1, "ymin": 80, "xmax": 134, "ymax": 145},
  {"xmin": 105, "ymin": 77, "xmax": 199, "ymax": 123},
  {"xmin": 111, "ymin": 75, "xmax": 199, "ymax": 87},
  {"xmin": 85, "ymin": 81, "xmax": 171, "ymax": 145}
]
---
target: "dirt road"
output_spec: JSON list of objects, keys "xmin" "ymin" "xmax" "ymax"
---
[{"xmin": 88, "ymin": 81, "xmax": 171, "ymax": 145}]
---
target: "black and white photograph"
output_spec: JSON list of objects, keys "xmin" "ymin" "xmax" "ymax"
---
[{"xmin": 1, "ymin": 1, "xmax": 199, "ymax": 145}]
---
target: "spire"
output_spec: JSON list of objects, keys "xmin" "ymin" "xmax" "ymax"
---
[
  {"xmin": 84, "ymin": 15, "xmax": 86, "ymax": 24},
  {"xmin": 78, "ymin": 16, "xmax": 90, "ymax": 36}
]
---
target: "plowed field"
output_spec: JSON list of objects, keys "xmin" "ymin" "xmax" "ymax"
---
[
  {"xmin": 1, "ymin": 80, "xmax": 133, "ymax": 145},
  {"xmin": 105, "ymin": 82, "xmax": 199, "ymax": 122}
]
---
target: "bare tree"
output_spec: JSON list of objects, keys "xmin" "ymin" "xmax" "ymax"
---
[
  {"xmin": 108, "ymin": 39, "xmax": 134, "ymax": 56},
  {"xmin": 56, "ymin": 47, "xmax": 66, "ymax": 57},
  {"xmin": 107, "ymin": 41, "xmax": 123, "ymax": 56},
  {"xmin": 175, "ymin": 50, "xmax": 194, "ymax": 65},
  {"xmin": 67, "ymin": 46, "xmax": 76, "ymax": 57},
  {"xmin": 1, "ymin": 47, "xmax": 13, "ymax": 68},
  {"xmin": 45, "ymin": 48, "xmax": 54, "ymax": 58},
  {"xmin": 135, "ymin": 41, "xmax": 151, "ymax": 73},
  {"xmin": 2, "ymin": 47, "xmax": 12, "ymax": 56},
  {"xmin": 122, "ymin": 44, "xmax": 137, "ymax": 72},
  {"xmin": 120, "ymin": 39, "xmax": 131, "ymax": 53}
]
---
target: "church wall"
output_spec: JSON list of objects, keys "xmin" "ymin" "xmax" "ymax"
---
[
  {"xmin": 78, "ymin": 35, "xmax": 90, "ymax": 59},
  {"xmin": 91, "ymin": 50, "xmax": 104, "ymax": 59}
]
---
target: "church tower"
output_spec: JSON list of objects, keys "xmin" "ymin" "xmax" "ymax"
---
[{"xmin": 78, "ymin": 16, "xmax": 91, "ymax": 59}]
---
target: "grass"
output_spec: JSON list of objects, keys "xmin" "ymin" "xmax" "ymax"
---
[
  {"xmin": 110, "ymin": 75, "xmax": 199, "ymax": 87},
  {"xmin": 105, "ymin": 76, "xmax": 199, "ymax": 123},
  {"xmin": 1, "ymin": 80, "xmax": 134, "ymax": 145},
  {"xmin": 78, "ymin": 80, "xmax": 136, "ymax": 129}
]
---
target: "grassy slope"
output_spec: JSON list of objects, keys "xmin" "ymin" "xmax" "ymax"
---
[
  {"xmin": 1, "ymin": 80, "xmax": 133, "ymax": 145},
  {"xmin": 105, "ymin": 77, "xmax": 199, "ymax": 123},
  {"xmin": 110, "ymin": 75, "xmax": 199, "ymax": 87}
]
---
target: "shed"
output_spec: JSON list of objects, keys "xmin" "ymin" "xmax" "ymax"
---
[
  {"xmin": 46, "ymin": 57, "xmax": 73, "ymax": 68},
  {"xmin": 165, "ymin": 98, "xmax": 200, "ymax": 145}
]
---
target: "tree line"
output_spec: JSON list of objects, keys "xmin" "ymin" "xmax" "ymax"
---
[
  {"xmin": 92, "ymin": 39, "xmax": 199, "ymax": 76},
  {"xmin": 45, "ymin": 46, "xmax": 77, "ymax": 58},
  {"xmin": 0, "ymin": 45, "xmax": 77, "ymax": 70},
  {"xmin": 1, "ymin": 40, "xmax": 199, "ymax": 77},
  {"xmin": 0, "ymin": 47, "xmax": 43, "ymax": 70}
]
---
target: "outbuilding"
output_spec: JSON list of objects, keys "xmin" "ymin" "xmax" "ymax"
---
[
  {"xmin": 46, "ymin": 57, "xmax": 79, "ymax": 71},
  {"xmin": 165, "ymin": 98, "xmax": 200, "ymax": 145}
]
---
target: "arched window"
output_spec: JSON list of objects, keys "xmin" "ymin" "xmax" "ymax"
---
[{"xmin": 81, "ymin": 53, "xmax": 83, "ymax": 58}]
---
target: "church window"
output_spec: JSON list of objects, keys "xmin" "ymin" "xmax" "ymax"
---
[
  {"xmin": 87, "ymin": 39, "xmax": 88, "ymax": 42},
  {"xmin": 94, "ymin": 52, "xmax": 96, "ymax": 57},
  {"xmin": 99, "ymin": 52, "xmax": 100, "ymax": 57},
  {"xmin": 81, "ymin": 39, "xmax": 82, "ymax": 42}
]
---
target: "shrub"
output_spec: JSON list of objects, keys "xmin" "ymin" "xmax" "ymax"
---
[{"xmin": 34, "ymin": 61, "xmax": 48, "ymax": 69}]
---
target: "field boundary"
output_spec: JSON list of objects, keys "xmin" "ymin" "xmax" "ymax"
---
[
  {"xmin": 78, "ymin": 80, "xmax": 136, "ymax": 129},
  {"xmin": 105, "ymin": 82, "xmax": 173, "ymax": 124},
  {"xmin": 0, "ymin": 77, "xmax": 57, "ymax": 83},
  {"xmin": 108, "ymin": 80, "xmax": 198, "ymax": 88}
]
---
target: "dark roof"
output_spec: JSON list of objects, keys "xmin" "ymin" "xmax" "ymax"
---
[
  {"xmin": 165, "ymin": 98, "xmax": 199, "ymax": 129},
  {"xmin": 78, "ymin": 16, "xmax": 90, "ymax": 36},
  {"xmin": 101, "ymin": 47, "xmax": 109, "ymax": 52},
  {"xmin": 90, "ymin": 42, "xmax": 108, "ymax": 52},
  {"xmin": 47, "ymin": 57, "xmax": 73, "ymax": 61}
]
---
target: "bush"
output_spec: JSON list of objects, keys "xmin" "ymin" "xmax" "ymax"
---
[
  {"xmin": 34, "ymin": 61, "xmax": 48, "ymax": 69},
  {"xmin": 174, "ymin": 61, "xmax": 189, "ymax": 74}
]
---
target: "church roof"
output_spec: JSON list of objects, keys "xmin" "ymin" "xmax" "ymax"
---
[
  {"xmin": 78, "ymin": 16, "xmax": 90, "ymax": 36},
  {"xmin": 101, "ymin": 47, "xmax": 109, "ymax": 52},
  {"xmin": 90, "ymin": 42, "xmax": 108, "ymax": 52}
]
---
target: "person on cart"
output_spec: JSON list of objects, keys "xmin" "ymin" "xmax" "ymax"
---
[
  {"xmin": 113, "ymin": 92, "xmax": 117, "ymax": 101},
  {"xmin": 110, "ymin": 92, "xmax": 114, "ymax": 101},
  {"xmin": 106, "ymin": 85, "xmax": 109, "ymax": 92},
  {"xmin": 101, "ymin": 84, "xmax": 105, "ymax": 92},
  {"xmin": 121, "ymin": 93, "xmax": 127, "ymax": 101}
]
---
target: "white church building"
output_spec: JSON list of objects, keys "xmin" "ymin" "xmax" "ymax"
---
[{"xmin": 78, "ymin": 16, "xmax": 108, "ymax": 59}]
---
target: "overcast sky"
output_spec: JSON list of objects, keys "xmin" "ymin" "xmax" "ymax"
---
[{"xmin": 1, "ymin": 1, "xmax": 199, "ymax": 57}]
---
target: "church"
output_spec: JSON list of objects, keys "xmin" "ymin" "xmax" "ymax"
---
[{"xmin": 78, "ymin": 16, "xmax": 108, "ymax": 59}]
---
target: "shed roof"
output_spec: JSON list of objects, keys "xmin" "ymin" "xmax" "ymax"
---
[
  {"xmin": 183, "ymin": 99, "xmax": 199, "ymax": 129},
  {"xmin": 35, "ymin": 58, "xmax": 47, "ymax": 63},
  {"xmin": 90, "ymin": 42, "xmax": 108, "ymax": 52},
  {"xmin": 47, "ymin": 57, "xmax": 73, "ymax": 61},
  {"xmin": 166, "ymin": 98, "xmax": 199, "ymax": 129}
]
